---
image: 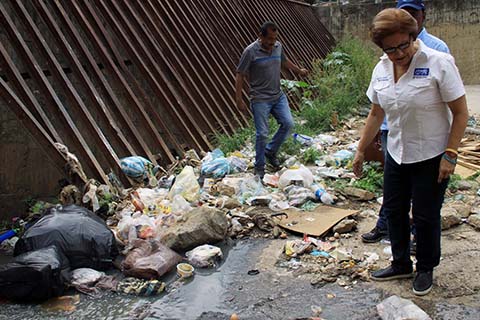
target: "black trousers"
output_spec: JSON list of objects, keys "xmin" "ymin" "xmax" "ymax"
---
[{"xmin": 383, "ymin": 152, "xmax": 448, "ymax": 272}]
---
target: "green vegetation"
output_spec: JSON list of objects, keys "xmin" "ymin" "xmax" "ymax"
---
[
  {"xmin": 214, "ymin": 37, "xmax": 377, "ymax": 161},
  {"xmin": 301, "ymin": 147, "xmax": 322, "ymax": 164},
  {"xmin": 352, "ymin": 162, "xmax": 384, "ymax": 193},
  {"xmin": 213, "ymin": 125, "xmax": 255, "ymax": 155},
  {"xmin": 448, "ymin": 174, "xmax": 463, "ymax": 191},
  {"xmin": 466, "ymin": 171, "xmax": 480, "ymax": 181}
]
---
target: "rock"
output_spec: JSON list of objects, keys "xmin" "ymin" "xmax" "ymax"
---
[
  {"xmin": 273, "ymin": 226, "xmax": 281, "ymax": 238},
  {"xmin": 470, "ymin": 206, "xmax": 480, "ymax": 215},
  {"xmin": 449, "ymin": 203, "xmax": 472, "ymax": 218},
  {"xmin": 161, "ymin": 207, "xmax": 228, "ymax": 251},
  {"xmin": 441, "ymin": 207, "xmax": 462, "ymax": 230},
  {"xmin": 333, "ymin": 219, "xmax": 357, "ymax": 234},
  {"xmin": 216, "ymin": 183, "xmax": 236, "ymax": 197},
  {"xmin": 377, "ymin": 295, "xmax": 431, "ymax": 320},
  {"xmin": 456, "ymin": 180, "xmax": 472, "ymax": 191},
  {"xmin": 467, "ymin": 214, "xmax": 480, "ymax": 230},
  {"xmin": 342, "ymin": 187, "xmax": 375, "ymax": 201},
  {"xmin": 221, "ymin": 198, "xmax": 242, "ymax": 209},
  {"xmin": 334, "ymin": 232, "xmax": 340, "ymax": 239}
]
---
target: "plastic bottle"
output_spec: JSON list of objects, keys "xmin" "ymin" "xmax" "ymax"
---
[
  {"xmin": 311, "ymin": 183, "xmax": 334, "ymax": 205},
  {"xmin": 292, "ymin": 133, "xmax": 313, "ymax": 146}
]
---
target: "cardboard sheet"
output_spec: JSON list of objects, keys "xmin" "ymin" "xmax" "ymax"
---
[
  {"xmin": 276, "ymin": 206, "xmax": 358, "ymax": 237},
  {"xmin": 455, "ymin": 164, "xmax": 478, "ymax": 179}
]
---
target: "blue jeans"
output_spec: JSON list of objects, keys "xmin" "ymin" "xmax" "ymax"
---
[
  {"xmin": 383, "ymin": 152, "xmax": 448, "ymax": 272},
  {"xmin": 376, "ymin": 130, "xmax": 389, "ymax": 231},
  {"xmin": 251, "ymin": 93, "xmax": 293, "ymax": 170}
]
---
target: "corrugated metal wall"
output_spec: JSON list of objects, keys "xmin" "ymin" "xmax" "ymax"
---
[{"xmin": 0, "ymin": 0, "xmax": 335, "ymax": 186}]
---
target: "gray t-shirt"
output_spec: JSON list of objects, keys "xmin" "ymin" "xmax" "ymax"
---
[{"xmin": 237, "ymin": 40, "xmax": 286, "ymax": 102}]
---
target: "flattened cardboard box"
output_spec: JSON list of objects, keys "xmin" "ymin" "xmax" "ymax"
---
[{"xmin": 276, "ymin": 206, "xmax": 357, "ymax": 237}]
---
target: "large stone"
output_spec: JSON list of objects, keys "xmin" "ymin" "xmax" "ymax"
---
[
  {"xmin": 449, "ymin": 203, "xmax": 472, "ymax": 218},
  {"xmin": 377, "ymin": 295, "xmax": 431, "ymax": 320},
  {"xmin": 333, "ymin": 219, "xmax": 357, "ymax": 234},
  {"xmin": 161, "ymin": 207, "xmax": 228, "ymax": 251},
  {"xmin": 342, "ymin": 187, "xmax": 375, "ymax": 201},
  {"xmin": 441, "ymin": 207, "xmax": 462, "ymax": 230},
  {"xmin": 456, "ymin": 180, "xmax": 473, "ymax": 191},
  {"xmin": 467, "ymin": 214, "xmax": 480, "ymax": 230}
]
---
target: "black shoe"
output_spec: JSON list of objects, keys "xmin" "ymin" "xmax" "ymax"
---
[
  {"xmin": 265, "ymin": 151, "xmax": 281, "ymax": 169},
  {"xmin": 361, "ymin": 227, "xmax": 388, "ymax": 243},
  {"xmin": 371, "ymin": 265, "xmax": 414, "ymax": 281},
  {"xmin": 254, "ymin": 167, "xmax": 265, "ymax": 180},
  {"xmin": 413, "ymin": 271, "xmax": 433, "ymax": 296}
]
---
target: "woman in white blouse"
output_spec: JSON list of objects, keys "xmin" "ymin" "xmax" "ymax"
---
[{"xmin": 353, "ymin": 8, "xmax": 468, "ymax": 296}]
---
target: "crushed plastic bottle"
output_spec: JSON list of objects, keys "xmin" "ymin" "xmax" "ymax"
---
[
  {"xmin": 311, "ymin": 183, "xmax": 334, "ymax": 205},
  {"xmin": 292, "ymin": 133, "xmax": 313, "ymax": 146}
]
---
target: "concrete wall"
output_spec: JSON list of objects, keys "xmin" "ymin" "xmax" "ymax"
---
[
  {"xmin": 316, "ymin": 0, "xmax": 480, "ymax": 84},
  {"xmin": 0, "ymin": 102, "xmax": 65, "ymax": 218}
]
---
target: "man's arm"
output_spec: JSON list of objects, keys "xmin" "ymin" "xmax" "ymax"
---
[
  {"xmin": 235, "ymin": 73, "xmax": 247, "ymax": 111},
  {"xmin": 282, "ymin": 58, "xmax": 308, "ymax": 77}
]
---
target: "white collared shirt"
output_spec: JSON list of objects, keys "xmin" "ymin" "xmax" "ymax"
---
[{"xmin": 367, "ymin": 40, "xmax": 465, "ymax": 164}]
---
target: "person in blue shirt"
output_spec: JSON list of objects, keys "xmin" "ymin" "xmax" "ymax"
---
[{"xmin": 361, "ymin": 0, "xmax": 450, "ymax": 244}]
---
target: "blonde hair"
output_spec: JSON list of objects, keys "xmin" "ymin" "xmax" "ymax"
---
[{"xmin": 370, "ymin": 8, "xmax": 418, "ymax": 48}]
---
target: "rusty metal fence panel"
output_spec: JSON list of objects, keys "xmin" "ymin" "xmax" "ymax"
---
[{"xmin": 0, "ymin": 0, "xmax": 335, "ymax": 184}]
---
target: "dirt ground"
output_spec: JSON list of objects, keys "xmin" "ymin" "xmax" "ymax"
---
[{"xmin": 252, "ymin": 197, "xmax": 480, "ymax": 317}]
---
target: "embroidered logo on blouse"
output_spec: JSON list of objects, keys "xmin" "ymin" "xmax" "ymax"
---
[{"xmin": 413, "ymin": 68, "xmax": 429, "ymax": 78}]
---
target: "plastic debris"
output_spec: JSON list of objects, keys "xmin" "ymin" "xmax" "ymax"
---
[
  {"xmin": 186, "ymin": 244, "xmax": 223, "ymax": 268},
  {"xmin": 377, "ymin": 295, "xmax": 432, "ymax": 320},
  {"xmin": 292, "ymin": 133, "xmax": 313, "ymax": 146},
  {"xmin": 278, "ymin": 165, "xmax": 314, "ymax": 189},
  {"xmin": 168, "ymin": 166, "xmax": 200, "ymax": 202}
]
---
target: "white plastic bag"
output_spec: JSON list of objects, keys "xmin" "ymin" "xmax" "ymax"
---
[
  {"xmin": 170, "ymin": 194, "xmax": 192, "ymax": 215},
  {"xmin": 185, "ymin": 244, "xmax": 223, "ymax": 268},
  {"xmin": 168, "ymin": 166, "xmax": 200, "ymax": 202},
  {"xmin": 278, "ymin": 165, "xmax": 314, "ymax": 190}
]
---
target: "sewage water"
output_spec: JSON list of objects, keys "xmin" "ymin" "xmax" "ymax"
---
[{"xmin": 0, "ymin": 239, "xmax": 479, "ymax": 320}]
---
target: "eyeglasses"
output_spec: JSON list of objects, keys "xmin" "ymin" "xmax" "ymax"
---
[{"xmin": 382, "ymin": 39, "xmax": 411, "ymax": 54}]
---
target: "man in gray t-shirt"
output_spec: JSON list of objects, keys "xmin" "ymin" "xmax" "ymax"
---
[{"xmin": 236, "ymin": 21, "xmax": 308, "ymax": 178}]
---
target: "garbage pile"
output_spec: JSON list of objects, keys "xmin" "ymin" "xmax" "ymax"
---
[{"xmin": 0, "ymin": 115, "xmax": 479, "ymax": 304}]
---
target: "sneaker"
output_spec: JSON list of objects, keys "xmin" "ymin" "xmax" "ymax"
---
[
  {"xmin": 371, "ymin": 265, "xmax": 414, "ymax": 281},
  {"xmin": 265, "ymin": 151, "xmax": 281, "ymax": 169},
  {"xmin": 413, "ymin": 271, "xmax": 433, "ymax": 296},
  {"xmin": 361, "ymin": 227, "xmax": 388, "ymax": 243},
  {"xmin": 254, "ymin": 167, "xmax": 265, "ymax": 180}
]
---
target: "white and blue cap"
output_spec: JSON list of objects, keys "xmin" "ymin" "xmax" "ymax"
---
[{"xmin": 396, "ymin": 0, "xmax": 425, "ymax": 10}]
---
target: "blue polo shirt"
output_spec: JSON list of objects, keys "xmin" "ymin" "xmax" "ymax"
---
[
  {"xmin": 380, "ymin": 28, "xmax": 450, "ymax": 130},
  {"xmin": 237, "ymin": 40, "xmax": 286, "ymax": 102}
]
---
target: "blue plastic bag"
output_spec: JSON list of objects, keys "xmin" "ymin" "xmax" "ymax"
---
[
  {"xmin": 120, "ymin": 156, "xmax": 153, "ymax": 179},
  {"xmin": 201, "ymin": 158, "xmax": 230, "ymax": 178}
]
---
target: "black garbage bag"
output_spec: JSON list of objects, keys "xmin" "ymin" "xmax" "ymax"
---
[
  {"xmin": 0, "ymin": 246, "xmax": 70, "ymax": 301},
  {"xmin": 14, "ymin": 205, "xmax": 118, "ymax": 270}
]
